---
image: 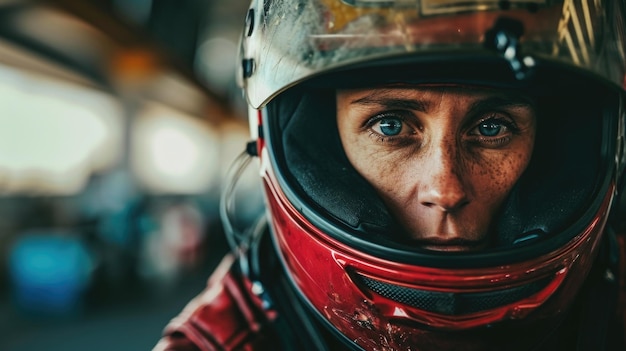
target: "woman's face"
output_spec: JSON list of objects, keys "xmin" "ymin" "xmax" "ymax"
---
[{"xmin": 337, "ymin": 85, "xmax": 536, "ymax": 251}]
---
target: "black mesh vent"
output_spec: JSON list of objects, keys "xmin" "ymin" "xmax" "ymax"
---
[{"xmin": 355, "ymin": 274, "xmax": 551, "ymax": 316}]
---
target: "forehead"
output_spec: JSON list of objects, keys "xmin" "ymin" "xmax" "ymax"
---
[
  {"xmin": 337, "ymin": 84, "xmax": 533, "ymax": 102},
  {"xmin": 336, "ymin": 85, "xmax": 536, "ymax": 115}
]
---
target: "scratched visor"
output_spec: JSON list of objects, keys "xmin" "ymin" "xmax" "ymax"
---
[{"xmin": 239, "ymin": 0, "xmax": 626, "ymax": 109}]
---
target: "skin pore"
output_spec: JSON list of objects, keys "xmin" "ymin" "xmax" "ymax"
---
[{"xmin": 337, "ymin": 85, "xmax": 536, "ymax": 251}]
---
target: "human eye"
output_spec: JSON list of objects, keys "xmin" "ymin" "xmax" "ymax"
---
[
  {"xmin": 468, "ymin": 115, "xmax": 519, "ymax": 147},
  {"xmin": 375, "ymin": 116, "xmax": 403, "ymax": 136},
  {"xmin": 366, "ymin": 112, "xmax": 416, "ymax": 143}
]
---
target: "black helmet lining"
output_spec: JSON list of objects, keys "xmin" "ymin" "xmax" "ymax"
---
[{"xmin": 272, "ymin": 88, "xmax": 399, "ymax": 237}]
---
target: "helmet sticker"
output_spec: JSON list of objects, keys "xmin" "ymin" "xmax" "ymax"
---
[
  {"xmin": 554, "ymin": 0, "xmax": 599, "ymax": 65},
  {"xmin": 340, "ymin": 0, "xmax": 547, "ymax": 15}
]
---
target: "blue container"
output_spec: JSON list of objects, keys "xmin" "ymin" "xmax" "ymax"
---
[{"xmin": 8, "ymin": 232, "xmax": 93, "ymax": 316}]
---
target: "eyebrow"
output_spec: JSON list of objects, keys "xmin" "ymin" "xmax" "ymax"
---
[
  {"xmin": 350, "ymin": 90, "xmax": 535, "ymax": 113},
  {"xmin": 467, "ymin": 95, "xmax": 536, "ymax": 115},
  {"xmin": 350, "ymin": 90, "xmax": 430, "ymax": 111}
]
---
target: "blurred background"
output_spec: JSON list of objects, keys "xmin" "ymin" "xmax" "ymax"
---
[{"xmin": 0, "ymin": 0, "xmax": 262, "ymax": 350}]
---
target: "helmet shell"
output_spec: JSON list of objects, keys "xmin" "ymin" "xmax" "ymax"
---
[{"xmin": 239, "ymin": 0, "xmax": 626, "ymax": 349}]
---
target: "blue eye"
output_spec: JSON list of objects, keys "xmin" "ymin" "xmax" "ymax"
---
[
  {"xmin": 478, "ymin": 121, "xmax": 502, "ymax": 136},
  {"xmin": 379, "ymin": 118, "xmax": 403, "ymax": 136}
]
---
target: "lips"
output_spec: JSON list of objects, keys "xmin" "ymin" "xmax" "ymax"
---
[
  {"xmin": 401, "ymin": 211, "xmax": 492, "ymax": 251},
  {"xmin": 413, "ymin": 237, "xmax": 489, "ymax": 252}
]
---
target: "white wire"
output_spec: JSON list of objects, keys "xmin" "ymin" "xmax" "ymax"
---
[{"xmin": 219, "ymin": 150, "xmax": 258, "ymax": 254}]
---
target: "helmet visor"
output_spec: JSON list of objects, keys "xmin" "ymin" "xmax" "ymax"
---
[{"xmin": 242, "ymin": 0, "xmax": 625, "ymax": 108}]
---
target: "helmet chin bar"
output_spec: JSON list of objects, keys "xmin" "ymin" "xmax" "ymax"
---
[
  {"xmin": 261, "ymin": 157, "xmax": 613, "ymax": 348},
  {"xmin": 350, "ymin": 270, "xmax": 559, "ymax": 323},
  {"xmin": 343, "ymin": 256, "xmax": 567, "ymax": 330}
]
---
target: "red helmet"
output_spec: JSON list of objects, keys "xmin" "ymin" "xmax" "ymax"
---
[{"xmin": 238, "ymin": 0, "xmax": 626, "ymax": 349}]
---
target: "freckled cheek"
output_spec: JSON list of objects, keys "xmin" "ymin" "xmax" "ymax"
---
[
  {"xmin": 474, "ymin": 148, "xmax": 533, "ymax": 204},
  {"xmin": 342, "ymin": 133, "xmax": 408, "ymax": 170}
]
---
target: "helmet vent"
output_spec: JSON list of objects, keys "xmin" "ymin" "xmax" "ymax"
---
[{"xmin": 355, "ymin": 274, "xmax": 551, "ymax": 316}]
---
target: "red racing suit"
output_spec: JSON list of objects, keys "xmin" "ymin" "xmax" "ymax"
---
[{"xmin": 153, "ymin": 254, "xmax": 277, "ymax": 351}]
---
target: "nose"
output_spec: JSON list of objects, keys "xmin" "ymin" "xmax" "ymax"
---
[{"xmin": 417, "ymin": 143, "xmax": 469, "ymax": 212}]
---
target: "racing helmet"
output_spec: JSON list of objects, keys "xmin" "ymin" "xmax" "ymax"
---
[{"xmin": 237, "ymin": 0, "xmax": 626, "ymax": 349}]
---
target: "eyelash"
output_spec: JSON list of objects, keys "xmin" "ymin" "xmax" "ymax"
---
[
  {"xmin": 469, "ymin": 114, "xmax": 520, "ymax": 146},
  {"xmin": 364, "ymin": 112, "xmax": 415, "ymax": 144},
  {"xmin": 363, "ymin": 111, "xmax": 521, "ymax": 148}
]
